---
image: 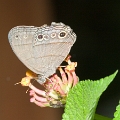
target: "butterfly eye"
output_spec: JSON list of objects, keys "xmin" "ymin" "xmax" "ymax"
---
[
  {"xmin": 58, "ymin": 31, "xmax": 66, "ymax": 38},
  {"xmin": 38, "ymin": 34, "xmax": 43, "ymax": 41},
  {"xmin": 43, "ymin": 35, "xmax": 49, "ymax": 40},
  {"xmin": 51, "ymin": 33, "xmax": 56, "ymax": 38},
  {"xmin": 15, "ymin": 35, "xmax": 19, "ymax": 39},
  {"xmin": 38, "ymin": 34, "xmax": 43, "ymax": 39}
]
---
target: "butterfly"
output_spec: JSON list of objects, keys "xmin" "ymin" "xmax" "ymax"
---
[{"xmin": 8, "ymin": 22, "xmax": 76, "ymax": 84}]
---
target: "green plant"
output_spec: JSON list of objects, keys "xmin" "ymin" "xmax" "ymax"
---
[{"xmin": 62, "ymin": 70, "xmax": 119, "ymax": 120}]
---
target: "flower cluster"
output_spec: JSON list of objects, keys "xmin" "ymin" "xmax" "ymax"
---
[{"xmin": 18, "ymin": 55, "xmax": 78, "ymax": 108}]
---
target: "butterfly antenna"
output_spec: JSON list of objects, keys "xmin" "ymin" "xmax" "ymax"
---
[
  {"xmin": 26, "ymin": 88, "xmax": 29, "ymax": 93},
  {"xmin": 14, "ymin": 82, "xmax": 21, "ymax": 85}
]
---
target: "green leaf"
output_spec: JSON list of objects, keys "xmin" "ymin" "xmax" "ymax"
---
[
  {"xmin": 62, "ymin": 70, "xmax": 118, "ymax": 120},
  {"xmin": 113, "ymin": 101, "xmax": 120, "ymax": 120}
]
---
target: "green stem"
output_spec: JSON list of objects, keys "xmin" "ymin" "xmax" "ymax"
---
[{"xmin": 94, "ymin": 114, "xmax": 112, "ymax": 120}]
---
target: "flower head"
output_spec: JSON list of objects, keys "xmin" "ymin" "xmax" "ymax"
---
[{"xmin": 19, "ymin": 55, "xmax": 78, "ymax": 108}]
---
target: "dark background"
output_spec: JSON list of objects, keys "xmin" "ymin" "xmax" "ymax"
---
[{"xmin": 0, "ymin": 0, "xmax": 120, "ymax": 119}]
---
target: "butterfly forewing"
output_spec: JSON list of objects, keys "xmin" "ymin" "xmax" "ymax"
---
[{"xmin": 8, "ymin": 22, "xmax": 76, "ymax": 84}]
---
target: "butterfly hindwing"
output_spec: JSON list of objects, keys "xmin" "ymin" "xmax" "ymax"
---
[{"xmin": 8, "ymin": 22, "xmax": 76, "ymax": 83}]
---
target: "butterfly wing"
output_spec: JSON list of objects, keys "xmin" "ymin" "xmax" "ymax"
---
[{"xmin": 8, "ymin": 22, "xmax": 76, "ymax": 83}]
